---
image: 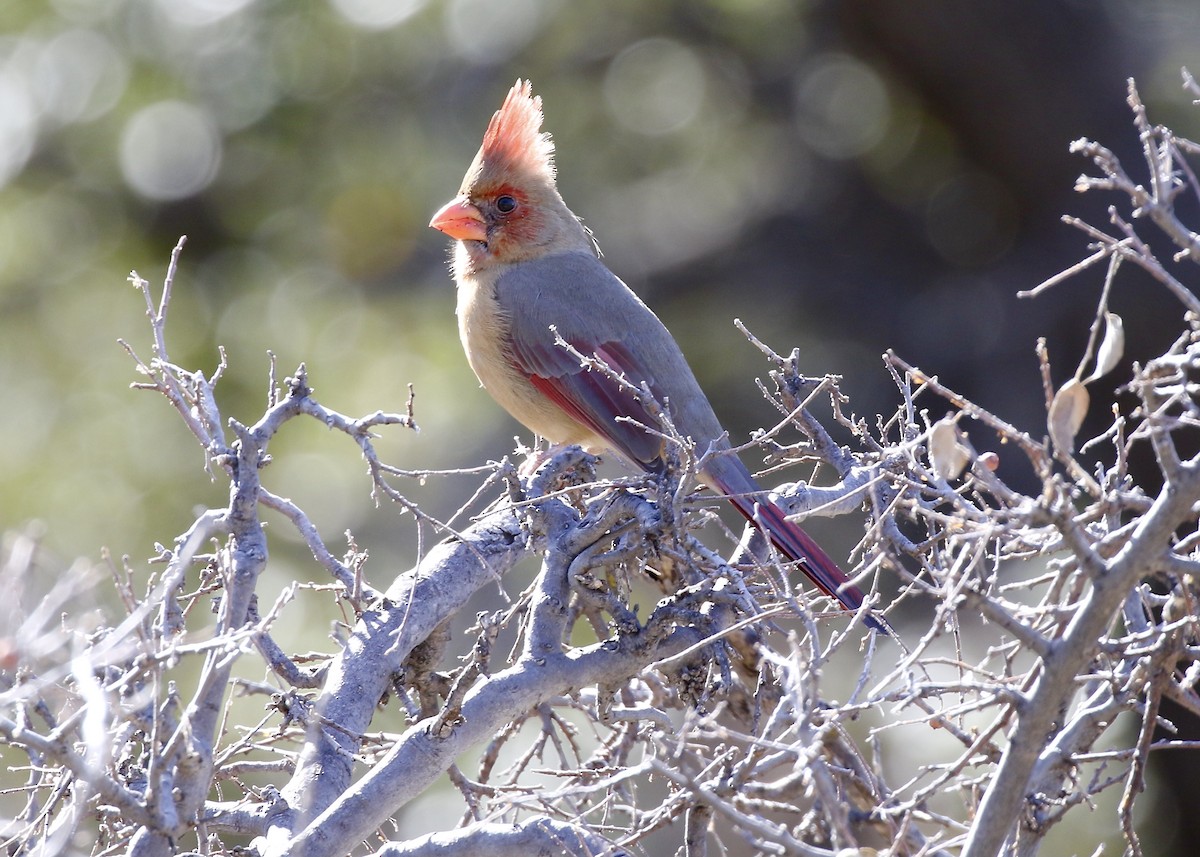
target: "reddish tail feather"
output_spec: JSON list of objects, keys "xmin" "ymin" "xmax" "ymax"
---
[{"xmin": 724, "ymin": 491, "xmax": 888, "ymax": 635}]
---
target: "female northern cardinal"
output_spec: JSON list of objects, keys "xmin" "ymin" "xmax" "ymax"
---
[{"xmin": 430, "ymin": 80, "xmax": 881, "ymax": 632}]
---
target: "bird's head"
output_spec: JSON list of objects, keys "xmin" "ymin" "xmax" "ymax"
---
[{"xmin": 430, "ymin": 80, "xmax": 587, "ymax": 272}]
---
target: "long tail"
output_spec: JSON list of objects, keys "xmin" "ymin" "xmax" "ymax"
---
[{"xmin": 704, "ymin": 457, "xmax": 887, "ymax": 634}]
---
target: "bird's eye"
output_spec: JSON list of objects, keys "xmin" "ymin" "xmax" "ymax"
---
[{"xmin": 495, "ymin": 195, "xmax": 517, "ymax": 214}]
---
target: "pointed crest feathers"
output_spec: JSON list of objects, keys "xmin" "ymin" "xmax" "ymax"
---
[{"xmin": 479, "ymin": 79, "xmax": 556, "ymax": 182}]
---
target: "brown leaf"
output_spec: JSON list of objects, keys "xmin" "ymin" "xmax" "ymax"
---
[
  {"xmin": 1049, "ymin": 378, "xmax": 1089, "ymax": 453},
  {"xmin": 1084, "ymin": 311, "xmax": 1125, "ymax": 383},
  {"xmin": 929, "ymin": 417, "xmax": 970, "ymax": 480}
]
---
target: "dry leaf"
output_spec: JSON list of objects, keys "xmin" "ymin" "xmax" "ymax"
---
[
  {"xmin": 929, "ymin": 417, "xmax": 970, "ymax": 480},
  {"xmin": 1049, "ymin": 378, "xmax": 1089, "ymax": 453},
  {"xmin": 1084, "ymin": 311, "xmax": 1125, "ymax": 383}
]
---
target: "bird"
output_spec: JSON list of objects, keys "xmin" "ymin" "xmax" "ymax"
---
[{"xmin": 429, "ymin": 79, "xmax": 882, "ymax": 633}]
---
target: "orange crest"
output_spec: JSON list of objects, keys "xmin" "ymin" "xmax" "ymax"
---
[{"xmin": 480, "ymin": 79, "xmax": 555, "ymax": 181}]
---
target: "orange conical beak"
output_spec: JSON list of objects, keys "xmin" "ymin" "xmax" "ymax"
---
[{"xmin": 429, "ymin": 198, "xmax": 487, "ymax": 242}]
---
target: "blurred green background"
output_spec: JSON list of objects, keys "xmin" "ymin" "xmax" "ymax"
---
[{"xmin": 2, "ymin": 0, "xmax": 1199, "ymax": 853}]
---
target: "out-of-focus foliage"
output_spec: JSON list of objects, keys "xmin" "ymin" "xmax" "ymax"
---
[{"xmin": 1, "ymin": 1, "xmax": 1199, "ymax": 849}]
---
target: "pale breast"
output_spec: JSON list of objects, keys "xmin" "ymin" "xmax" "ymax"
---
[{"xmin": 455, "ymin": 270, "xmax": 602, "ymax": 450}]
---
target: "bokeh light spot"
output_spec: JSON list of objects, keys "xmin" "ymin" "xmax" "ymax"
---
[
  {"xmin": 119, "ymin": 101, "xmax": 222, "ymax": 200},
  {"xmin": 153, "ymin": 0, "xmax": 256, "ymax": 27},
  {"xmin": 196, "ymin": 37, "xmax": 278, "ymax": 131},
  {"xmin": 795, "ymin": 53, "xmax": 889, "ymax": 159},
  {"xmin": 330, "ymin": 0, "xmax": 427, "ymax": 30},
  {"xmin": 604, "ymin": 38, "xmax": 706, "ymax": 136},
  {"xmin": 0, "ymin": 72, "xmax": 38, "ymax": 188},
  {"xmin": 33, "ymin": 29, "xmax": 128, "ymax": 125},
  {"xmin": 444, "ymin": 0, "xmax": 544, "ymax": 63}
]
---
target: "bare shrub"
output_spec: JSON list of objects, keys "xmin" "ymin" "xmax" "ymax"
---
[{"xmin": 3, "ymin": 75, "xmax": 1199, "ymax": 857}]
